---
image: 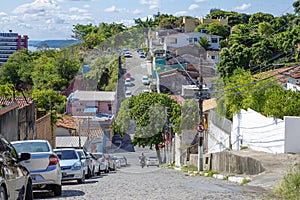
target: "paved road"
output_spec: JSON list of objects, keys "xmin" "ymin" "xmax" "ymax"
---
[{"xmin": 34, "ymin": 146, "xmax": 269, "ymax": 200}]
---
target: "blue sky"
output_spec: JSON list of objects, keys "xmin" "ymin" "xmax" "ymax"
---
[{"xmin": 0, "ymin": 0, "xmax": 296, "ymax": 40}]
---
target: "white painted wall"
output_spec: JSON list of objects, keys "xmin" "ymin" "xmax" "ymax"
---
[
  {"xmin": 284, "ymin": 116, "xmax": 300, "ymax": 153},
  {"xmin": 207, "ymin": 123, "xmax": 230, "ymax": 153},
  {"xmin": 232, "ymin": 109, "xmax": 285, "ymax": 154},
  {"xmin": 164, "ymin": 32, "xmax": 221, "ymax": 50}
]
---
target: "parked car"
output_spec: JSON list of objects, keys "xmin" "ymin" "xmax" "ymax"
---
[
  {"xmin": 142, "ymin": 76, "xmax": 150, "ymax": 85},
  {"xmin": 92, "ymin": 152, "xmax": 109, "ymax": 174},
  {"xmin": 54, "ymin": 148, "xmax": 85, "ymax": 184},
  {"xmin": 125, "ymin": 90, "xmax": 132, "ymax": 98},
  {"xmin": 76, "ymin": 149, "xmax": 92, "ymax": 179},
  {"xmin": 139, "ymin": 51, "xmax": 146, "ymax": 58},
  {"xmin": 111, "ymin": 156, "xmax": 121, "ymax": 168},
  {"xmin": 125, "ymin": 78, "xmax": 131, "ymax": 86},
  {"xmin": 146, "ymin": 156, "xmax": 160, "ymax": 167},
  {"xmin": 116, "ymin": 155, "xmax": 127, "ymax": 167},
  {"xmin": 124, "ymin": 51, "xmax": 132, "ymax": 58},
  {"xmin": 12, "ymin": 139, "xmax": 62, "ymax": 196},
  {"xmin": 87, "ymin": 152, "xmax": 101, "ymax": 176},
  {"xmin": 103, "ymin": 153, "xmax": 116, "ymax": 171},
  {"xmin": 0, "ymin": 134, "xmax": 33, "ymax": 199}
]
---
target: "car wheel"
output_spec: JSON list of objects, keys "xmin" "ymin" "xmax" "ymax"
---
[
  {"xmin": 92, "ymin": 167, "xmax": 95, "ymax": 177},
  {"xmin": 77, "ymin": 172, "xmax": 85, "ymax": 184},
  {"xmin": 0, "ymin": 185, "xmax": 7, "ymax": 200},
  {"xmin": 97, "ymin": 166, "xmax": 101, "ymax": 176},
  {"xmin": 52, "ymin": 184, "xmax": 62, "ymax": 196},
  {"xmin": 25, "ymin": 180, "xmax": 33, "ymax": 200}
]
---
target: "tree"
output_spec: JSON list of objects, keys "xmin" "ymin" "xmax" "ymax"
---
[
  {"xmin": 111, "ymin": 92, "xmax": 181, "ymax": 161},
  {"xmin": 179, "ymin": 99, "xmax": 199, "ymax": 131},
  {"xmin": 258, "ymin": 22, "xmax": 274, "ymax": 36},
  {"xmin": 197, "ymin": 36, "xmax": 210, "ymax": 50},
  {"xmin": 217, "ymin": 44, "xmax": 252, "ymax": 78},
  {"xmin": 248, "ymin": 12, "xmax": 274, "ymax": 25}
]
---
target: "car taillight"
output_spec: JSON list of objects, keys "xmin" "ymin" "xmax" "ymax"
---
[{"xmin": 49, "ymin": 154, "xmax": 59, "ymax": 166}]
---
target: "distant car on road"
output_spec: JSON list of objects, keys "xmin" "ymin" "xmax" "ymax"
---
[
  {"xmin": 12, "ymin": 139, "xmax": 62, "ymax": 196},
  {"xmin": 116, "ymin": 155, "xmax": 127, "ymax": 167},
  {"xmin": 146, "ymin": 156, "xmax": 159, "ymax": 167},
  {"xmin": 54, "ymin": 148, "xmax": 85, "ymax": 184},
  {"xmin": 125, "ymin": 78, "xmax": 131, "ymax": 86},
  {"xmin": 76, "ymin": 149, "xmax": 94, "ymax": 179},
  {"xmin": 142, "ymin": 76, "xmax": 150, "ymax": 85},
  {"xmin": 92, "ymin": 152, "xmax": 109, "ymax": 174},
  {"xmin": 125, "ymin": 90, "xmax": 132, "ymax": 98},
  {"xmin": 0, "ymin": 134, "xmax": 33, "ymax": 199}
]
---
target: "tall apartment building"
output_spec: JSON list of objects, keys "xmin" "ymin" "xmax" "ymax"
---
[{"xmin": 0, "ymin": 31, "xmax": 29, "ymax": 66}]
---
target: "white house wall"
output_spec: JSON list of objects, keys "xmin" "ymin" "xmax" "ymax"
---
[
  {"xmin": 232, "ymin": 109, "xmax": 285, "ymax": 154},
  {"xmin": 164, "ymin": 32, "xmax": 221, "ymax": 51},
  {"xmin": 284, "ymin": 116, "xmax": 300, "ymax": 153},
  {"xmin": 208, "ymin": 110, "xmax": 231, "ymax": 153}
]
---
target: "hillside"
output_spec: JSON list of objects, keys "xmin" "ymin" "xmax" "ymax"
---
[{"xmin": 29, "ymin": 40, "xmax": 81, "ymax": 49}]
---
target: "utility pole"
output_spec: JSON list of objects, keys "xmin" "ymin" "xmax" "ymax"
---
[{"xmin": 197, "ymin": 57, "xmax": 204, "ymax": 172}]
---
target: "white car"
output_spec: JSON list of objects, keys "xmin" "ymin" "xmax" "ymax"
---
[
  {"xmin": 12, "ymin": 140, "xmax": 62, "ymax": 196},
  {"xmin": 146, "ymin": 156, "xmax": 160, "ymax": 167},
  {"xmin": 54, "ymin": 148, "xmax": 85, "ymax": 184},
  {"xmin": 125, "ymin": 78, "xmax": 131, "ymax": 86},
  {"xmin": 125, "ymin": 90, "xmax": 132, "ymax": 98},
  {"xmin": 142, "ymin": 76, "xmax": 150, "ymax": 85},
  {"xmin": 142, "ymin": 89, "xmax": 151, "ymax": 93}
]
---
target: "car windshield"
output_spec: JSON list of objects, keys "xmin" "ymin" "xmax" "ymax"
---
[
  {"xmin": 12, "ymin": 141, "xmax": 50, "ymax": 153},
  {"xmin": 92, "ymin": 153, "xmax": 103, "ymax": 159},
  {"xmin": 54, "ymin": 150, "xmax": 78, "ymax": 160}
]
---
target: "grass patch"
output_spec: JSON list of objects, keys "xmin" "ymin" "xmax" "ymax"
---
[
  {"xmin": 181, "ymin": 166, "xmax": 198, "ymax": 173},
  {"xmin": 273, "ymin": 166, "xmax": 300, "ymax": 199},
  {"xmin": 223, "ymin": 174, "xmax": 235, "ymax": 180},
  {"xmin": 241, "ymin": 178, "xmax": 251, "ymax": 185},
  {"xmin": 202, "ymin": 170, "xmax": 219, "ymax": 177}
]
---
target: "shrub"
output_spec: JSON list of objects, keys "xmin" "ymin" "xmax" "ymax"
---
[{"xmin": 273, "ymin": 166, "xmax": 300, "ymax": 199}]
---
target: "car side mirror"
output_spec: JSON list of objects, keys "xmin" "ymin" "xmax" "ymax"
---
[{"xmin": 19, "ymin": 152, "xmax": 31, "ymax": 161}]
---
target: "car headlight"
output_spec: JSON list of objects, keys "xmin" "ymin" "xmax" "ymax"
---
[{"xmin": 72, "ymin": 161, "xmax": 82, "ymax": 170}]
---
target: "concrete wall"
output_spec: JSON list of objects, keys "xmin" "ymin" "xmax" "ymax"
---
[
  {"xmin": 190, "ymin": 152, "xmax": 265, "ymax": 175},
  {"xmin": 208, "ymin": 110, "xmax": 231, "ymax": 153},
  {"xmin": 232, "ymin": 109, "xmax": 285, "ymax": 154},
  {"xmin": 284, "ymin": 116, "xmax": 300, "ymax": 153},
  {"xmin": 0, "ymin": 104, "xmax": 19, "ymax": 141},
  {"xmin": 36, "ymin": 113, "xmax": 56, "ymax": 148}
]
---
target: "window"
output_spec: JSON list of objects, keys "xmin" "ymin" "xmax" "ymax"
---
[
  {"xmin": 170, "ymin": 38, "xmax": 177, "ymax": 44},
  {"xmin": 211, "ymin": 55, "xmax": 216, "ymax": 59},
  {"xmin": 211, "ymin": 38, "xmax": 218, "ymax": 43},
  {"xmin": 188, "ymin": 38, "xmax": 193, "ymax": 44},
  {"xmin": 108, "ymin": 104, "xmax": 112, "ymax": 111}
]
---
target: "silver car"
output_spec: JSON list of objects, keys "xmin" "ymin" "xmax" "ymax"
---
[
  {"xmin": 11, "ymin": 140, "xmax": 62, "ymax": 196},
  {"xmin": 54, "ymin": 148, "xmax": 85, "ymax": 184},
  {"xmin": 76, "ymin": 149, "xmax": 91, "ymax": 178}
]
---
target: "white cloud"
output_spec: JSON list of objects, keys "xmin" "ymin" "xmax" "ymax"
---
[
  {"xmin": 194, "ymin": 0, "xmax": 206, "ymax": 2},
  {"xmin": 69, "ymin": 7, "xmax": 88, "ymax": 13},
  {"xmin": 0, "ymin": 12, "xmax": 7, "ymax": 17},
  {"xmin": 13, "ymin": 0, "xmax": 60, "ymax": 14},
  {"xmin": 104, "ymin": 6, "xmax": 118, "ymax": 13},
  {"xmin": 133, "ymin": 9, "xmax": 143, "ymax": 15},
  {"xmin": 174, "ymin": 11, "xmax": 187, "ymax": 16},
  {"xmin": 139, "ymin": 0, "xmax": 159, "ymax": 10},
  {"xmin": 188, "ymin": 4, "xmax": 199, "ymax": 11},
  {"xmin": 235, "ymin": 3, "xmax": 251, "ymax": 11}
]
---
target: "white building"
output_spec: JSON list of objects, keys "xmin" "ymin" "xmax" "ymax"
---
[{"xmin": 163, "ymin": 32, "xmax": 222, "ymax": 51}]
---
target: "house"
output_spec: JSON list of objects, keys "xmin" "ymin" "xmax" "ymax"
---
[
  {"xmin": 0, "ymin": 97, "xmax": 57, "ymax": 146},
  {"xmin": 163, "ymin": 32, "xmax": 222, "ymax": 51},
  {"xmin": 56, "ymin": 114, "xmax": 109, "ymax": 152},
  {"xmin": 66, "ymin": 90, "xmax": 117, "ymax": 117}
]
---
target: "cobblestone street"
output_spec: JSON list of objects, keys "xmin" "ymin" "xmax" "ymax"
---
[{"xmin": 34, "ymin": 148, "xmax": 270, "ymax": 200}]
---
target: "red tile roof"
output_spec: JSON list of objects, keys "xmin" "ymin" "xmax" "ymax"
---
[{"xmin": 0, "ymin": 97, "xmax": 34, "ymax": 108}]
